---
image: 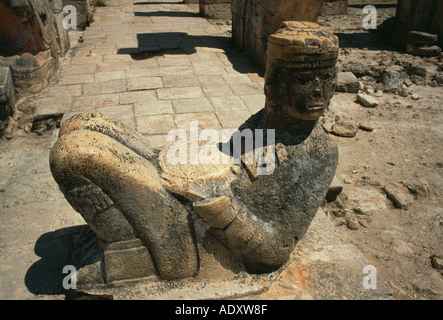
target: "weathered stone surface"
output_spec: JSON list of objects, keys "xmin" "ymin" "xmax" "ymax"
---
[
  {"xmin": 321, "ymin": 0, "xmax": 348, "ymax": 15},
  {"xmin": 406, "ymin": 44, "xmax": 442, "ymax": 57},
  {"xmin": 49, "ymin": 22, "xmax": 340, "ymax": 289},
  {"xmin": 63, "ymin": 0, "xmax": 93, "ymax": 27},
  {"xmin": 431, "ymin": 256, "xmax": 443, "ymax": 270},
  {"xmin": 357, "ymin": 93, "xmax": 379, "ymax": 108},
  {"xmin": 358, "ymin": 122, "xmax": 375, "ymax": 132},
  {"xmin": 0, "ymin": 0, "xmax": 70, "ymax": 135},
  {"xmin": 232, "ymin": 0, "xmax": 324, "ymax": 68},
  {"xmin": 411, "ymin": 272, "xmax": 443, "ymax": 298},
  {"xmin": 383, "ymin": 182, "xmax": 415, "ymax": 209},
  {"xmin": 73, "ymin": 209, "xmax": 392, "ymax": 300},
  {"xmin": 336, "ymin": 71, "xmax": 359, "ymax": 93},
  {"xmin": 382, "ymin": 70, "xmax": 401, "ymax": 93},
  {"xmin": 340, "ymin": 62, "xmax": 369, "ymax": 78},
  {"xmin": 0, "ymin": 66, "xmax": 15, "ymax": 131},
  {"xmin": 199, "ymin": 0, "xmax": 232, "ymax": 20},
  {"xmin": 407, "ymin": 31, "xmax": 438, "ymax": 45},
  {"xmin": 291, "ymin": 209, "xmax": 392, "ymax": 299},
  {"xmin": 325, "ymin": 175, "xmax": 344, "ymax": 202},
  {"xmin": 391, "ymin": 0, "xmax": 443, "ymax": 48},
  {"xmin": 342, "ymin": 186, "xmax": 389, "ymax": 214},
  {"xmin": 331, "ymin": 120, "xmax": 358, "ymax": 137},
  {"xmin": 0, "ymin": 0, "xmax": 67, "ymax": 56}
]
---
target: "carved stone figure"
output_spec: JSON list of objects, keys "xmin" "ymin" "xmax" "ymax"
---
[
  {"xmin": 50, "ymin": 21, "xmax": 339, "ymax": 284},
  {"xmin": 0, "ymin": 0, "xmax": 70, "ymax": 134}
]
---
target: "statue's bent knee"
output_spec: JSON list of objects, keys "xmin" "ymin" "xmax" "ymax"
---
[{"xmin": 50, "ymin": 129, "xmax": 199, "ymax": 280}]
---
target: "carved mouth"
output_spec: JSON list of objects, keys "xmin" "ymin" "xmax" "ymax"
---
[{"xmin": 306, "ymin": 104, "xmax": 325, "ymax": 112}]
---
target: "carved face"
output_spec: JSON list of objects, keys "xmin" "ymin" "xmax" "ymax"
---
[{"xmin": 265, "ymin": 66, "xmax": 337, "ymax": 121}]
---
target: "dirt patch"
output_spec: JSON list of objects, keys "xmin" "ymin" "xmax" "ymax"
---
[{"xmin": 318, "ymin": 6, "xmax": 443, "ymax": 300}]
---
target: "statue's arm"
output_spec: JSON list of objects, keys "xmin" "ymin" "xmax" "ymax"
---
[
  {"xmin": 192, "ymin": 195, "xmax": 293, "ymax": 273},
  {"xmin": 192, "ymin": 136, "xmax": 338, "ymax": 273}
]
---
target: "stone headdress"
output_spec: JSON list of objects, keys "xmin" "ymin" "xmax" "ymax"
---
[{"xmin": 266, "ymin": 21, "xmax": 339, "ymax": 70}]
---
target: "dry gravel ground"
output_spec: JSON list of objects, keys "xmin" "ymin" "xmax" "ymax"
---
[{"xmin": 318, "ymin": 6, "xmax": 443, "ymax": 299}]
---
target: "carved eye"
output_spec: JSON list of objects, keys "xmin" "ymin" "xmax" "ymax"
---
[
  {"xmin": 298, "ymin": 74, "xmax": 312, "ymax": 85},
  {"xmin": 320, "ymin": 72, "xmax": 332, "ymax": 81}
]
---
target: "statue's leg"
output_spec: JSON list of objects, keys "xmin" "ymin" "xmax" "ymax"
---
[
  {"xmin": 59, "ymin": 112, "xmax": 155, "ymax": 161},
  {"xmin": 50, "ymin": 128, "xmax": 199, "ymax": 280}
]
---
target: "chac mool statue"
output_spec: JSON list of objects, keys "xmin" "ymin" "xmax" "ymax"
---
[{"xmin": 50, "ymin": 22, "xmax": 339, "ymax": 284}]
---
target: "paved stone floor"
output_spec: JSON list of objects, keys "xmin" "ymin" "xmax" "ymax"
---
[{"xmin": 0, "ymin": 0, "xmax": 266, "ymax": 299}]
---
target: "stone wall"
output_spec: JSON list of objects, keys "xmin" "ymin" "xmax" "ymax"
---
[
  {"xmin": 199, "ymin": 0, "xmax": 232, "ymax": 20},
  {"xmin": 321, "ymin": 0, "xmax": 348, "ymax": 15},
  {"xmin": 0, "ymin": 0, "xmax": 70, "ymax": 135},
  {"xmin": 232, "ymin": 0, "xmax": 324, "ymax": 68}
]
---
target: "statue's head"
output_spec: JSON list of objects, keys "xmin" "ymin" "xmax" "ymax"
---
[{"xmin": 264, "ymin": 22, "xmax": 339, "ymax": 133}]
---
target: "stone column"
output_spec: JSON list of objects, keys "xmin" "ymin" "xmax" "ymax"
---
[
  {"xmin": 199, "ymin": 0, "xmax": 232, "ymax": 20},
  {"xmin": 232, "ymin": 0, "xmax": 324, "ymax": 68},
  {"xmin": 392, "ymin": 0, "xmax": 443, "ymax": 47}
]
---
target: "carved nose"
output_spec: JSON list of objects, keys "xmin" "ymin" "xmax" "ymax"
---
[{"xmin": 312, "ymin": 77, "xmax": 322, "ymax": 97}]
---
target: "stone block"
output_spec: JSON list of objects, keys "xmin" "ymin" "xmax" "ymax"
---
[
  {"xmin": 102, "ymin": 239, "xmax": 156, "ymax": 283},
  {"xmin": 406, "ymin": 44, "xmax": 442, "ymax": 57},
  {"xmin": 383, "ymin": 183, "xmax": 415, "ymax": 209},
  {"xmin": 382, "ymin": 70, "xmax": 401, "ymax": 93},
  {"xmin": 357, "ymin": 93, "xmax": 379, "ymax": 108},
  {"xmin": 407, "ymin": 31, "xmax": 438, "ymax": 45},
  {"xmin": 200, "ymin": 0, "xmax": 232, "ymax": 20},
  {"xmin": 325, "ymin": 176, "xmax": 343, "ymax": 202},
  {"xmin": 336, "ymin": 72, "xmax": 359, "ymax": 93}
]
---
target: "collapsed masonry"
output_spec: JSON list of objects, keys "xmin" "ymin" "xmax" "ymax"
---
[{"xmin": 0, "ymin": 0, "xmax": 69, "ymax": 135}]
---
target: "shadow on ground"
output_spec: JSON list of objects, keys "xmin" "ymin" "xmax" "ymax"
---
[
  {"xmin": 117, "ymin": 32, "xmax": 265, "ymax": 76},
  {"xmin": 134, "ymin": 2, "xmax": 185, "ymax": 5},
  {"xmin": 24, "ymin": 225, "xmax": 101, "ymax": 298},
  {"xmin": 135, "ymin": 11, "xmax": 200, "ymax": 18}
]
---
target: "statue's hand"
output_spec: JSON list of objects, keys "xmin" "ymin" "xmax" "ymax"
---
[{"xmin": 192, "ymin": 196, "xmax": 237, "ymax": 229}]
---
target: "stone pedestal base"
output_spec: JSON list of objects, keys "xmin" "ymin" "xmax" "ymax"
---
[
  {"xmin": 101, "ymin": 239, "xmax": 156, "ymax": 283},
  {"xmin": 72, "ymin": 210, "xmax": 393, "ymax": 300}
]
